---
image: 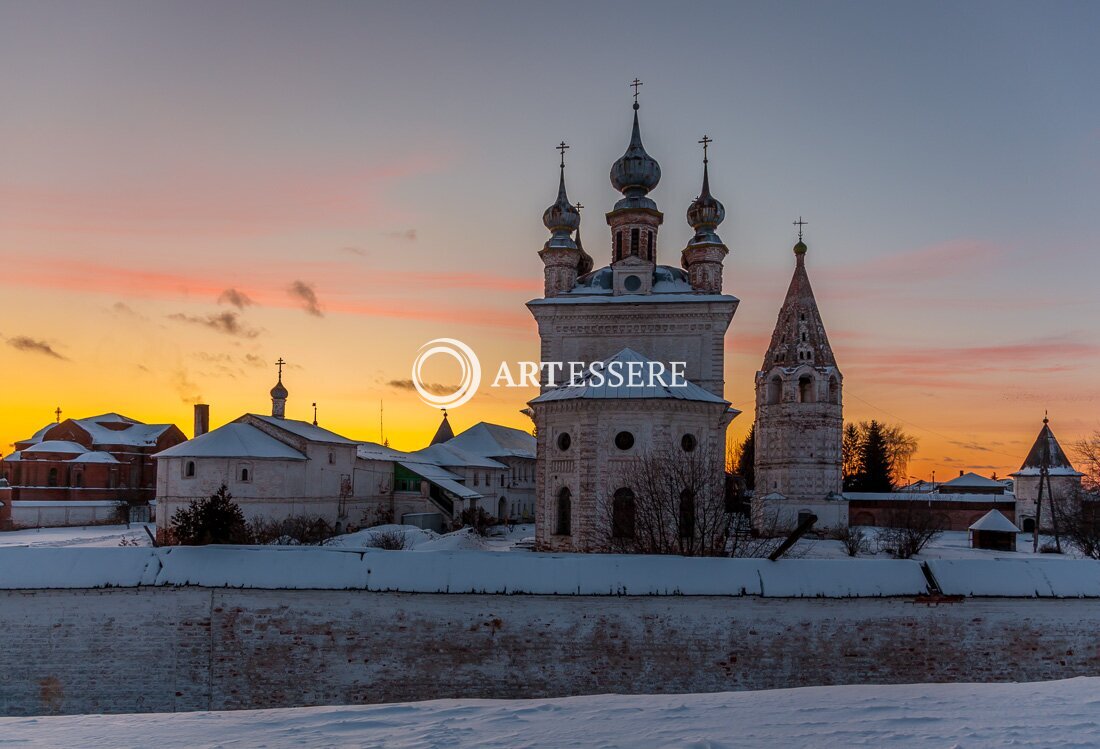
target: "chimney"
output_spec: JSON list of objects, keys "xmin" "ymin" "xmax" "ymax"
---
[{"xmin": 194, "ymin": 404, "xmax": 210, "ymax": 438}]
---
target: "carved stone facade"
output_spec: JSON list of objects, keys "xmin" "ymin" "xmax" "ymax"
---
[
  {"xmin": 754, "ymin": 240, "xmax": 846, "ymax": 530},
  {"xmin": 529, "ymin": 99, "xmax": 739, "ymax": 552}
]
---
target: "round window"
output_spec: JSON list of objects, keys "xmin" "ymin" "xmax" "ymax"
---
[
  {"xmin": 556, "ymin": 432, "xmax": 571, "ymax": 451},
  {"xmin": 623, "ymin": 274, "xmax": 642, "ymax": 292},
  {"xmin": 681, "ymin": 433, "xmax": 697, "ymax": 452},
  {"xmin": 614, "ymin": 431, "xmax": 635, "ymax": 450}
]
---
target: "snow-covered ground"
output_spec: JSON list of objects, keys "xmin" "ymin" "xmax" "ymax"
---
[
  {"xmin": 0, "ymin": 522, "xmax": 1075, "ymax": 562},
  {"xmin": 1, "ymin": 678, "xmax": 1095, "ymax": 748},
  {"xmin": 0, "ymin": 523, "xmax": 152, "ymax": 548}
]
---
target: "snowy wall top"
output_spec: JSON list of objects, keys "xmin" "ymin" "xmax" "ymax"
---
[{"xmin": 0, "ymin": 547, "xmax": 1098, "ymax": 597}]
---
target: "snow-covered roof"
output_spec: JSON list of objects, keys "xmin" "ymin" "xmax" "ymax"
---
[
  {"xmin": 356, "ymin": 441, "xmax": 414, "ymax": 462},
  {"xmin": 446, "ymin": 422, "xmax": 536, "ymax": 459},
  {"xmin": 529, "ymin": 292, "xmax": 738, "ymax": 307},
  {"xmin": 70, "ymin": 452, "xmax": 121, "ymax": 464},
  {"xmin": 529, "ymin": 348, "xmax": 728, "ymax": 405},
  {"xmin": 969, "ymin": 509, "xmax": 1020, "ymax": 533},
  {"xmin": 410, "ymin": 443, "xmax": 508, "ymax": 469},
  {"xmin": 23, "ymin": 440, "xmax": 89, "ymax": 454},
  {"xmin": 845, "ymin": 492, "xmax": 1014, "ymax": 503},
  {"xmin": 21, "ymin": 414, "xmax": 176, "ymax": 448},
  {"xmin": 1013, "ymin": 420, "xmax": 1079, "ymax": 477},
  {"xmin": 396, "ymin": 461, "xmax": 482, "ymax": 499},
  {"xmin": 246, "ymin": 415, "xmax": 358, "ymax": 445},
  {"xmin": 155, "ymin": 423, "xmax": 306, "ymax": 460},
  {"xmin": 937, "ymin": 472, "xmax": 1004, "ymax": 489},
  {"xmin": 2, "ymin": 451, "xmax": 22, "ymax": 462}
]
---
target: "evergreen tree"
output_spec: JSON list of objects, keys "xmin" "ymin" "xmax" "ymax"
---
[
  {"xmin": 170, "ymin": 484, "xmax": 250, "ymax": 545},
  {"xmin": 853, "ymin": 420, "xmax": 893, "ymax": 492},
  {"xmin": 842, "ymin": 423, "xmax": 862, "ymax": 490},
  {"xmin": 734, "ymin": 425, "xmax": 755, "ymax": 490}
]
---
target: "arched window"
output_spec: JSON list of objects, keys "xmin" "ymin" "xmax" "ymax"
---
[
  {"xmin": 615, "ymin": 231, "xmax": 623, "ymax": 260},
  {"xmin": 798, "ymin": 375, "xmax": 815, "ymax": 403},
  {"xmin": 74, "ymin": 471, "xmax": 84, "ymax": 488},
  {"xmin": 240, "ymin": 467, "xmax": 250, "ymax": 482},
  {"xmin": 48, "ymin": 467, "xmax": 58, "ymax": 487},
  {"xmin": 828, "ymin": 376, "xmax": 839, "ymax": 404},
  {"xmin": 647, "ymin": 230, "xmax": 655, "ymax": 258},
  {"xmin": 767, "ymin": 376, "xmax": 782, "ymax": 405},
  {"xmin": 185, "ymin": 461, "xmax": 196, "ymax": 478},
  {"xmin": 556, "ymin": 487, "xmax": 571, "ymax": 536},
  {"xmin": 612, "ymin": 488, "xmax": 635, "ymax": 539},
  {"xmin": 630, "ymin": 228, "xmax": 640, "ymax": 255},
  {"xmin": 1022, "ymin": 517, "xmax": 1036, "ymax": 533},
  {"xmin": 679, "ymin": 489, "xmax": 695, "ymax": 538}
]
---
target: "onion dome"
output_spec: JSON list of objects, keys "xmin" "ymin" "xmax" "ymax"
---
[
  {"xmin": 793, "ymin": 239, "xmax": 808, "ymax": 255},
  {"xmin": 686, "ymin": 154, "xmax": 725, "ymax": 247},
  {"xmin": 574, "ymin": 202, "xmax": 594, "ymax": 275},
  {"xmin": 575, "ymin": 222, "xmax": 594, "ymax": 275},
  {"xmin": 542, "ymin": 157, "xmax": 580, "ymax": 250},
  {"xmin": 609, "ymin": 102, "xmax": 661, "ymax": 206},
  {"xmin": 270, "ymin": 378, "xmax": 288, "ymax": 399}
]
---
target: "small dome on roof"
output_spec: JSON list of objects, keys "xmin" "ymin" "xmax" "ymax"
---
[
  {"xmin": 686, "ymin": 158, "xmax": 725, "ymax": 246},
  {"xmin": 793, "ymin": 240, "xmax": 808, "ymax": 256},
  {"xmin": 270, "ymin": 379, "xmax": 288, "ymax": 399},
  {"xmin": 610, "ymin": 104, "xmax": 661, "ymax": 199}
]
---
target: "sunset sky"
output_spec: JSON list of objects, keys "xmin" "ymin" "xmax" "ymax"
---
[{"xmin": 2, "ymin": 1, "xmax": 1098, "ymax": 479}]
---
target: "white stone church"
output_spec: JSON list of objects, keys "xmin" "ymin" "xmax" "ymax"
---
[{"xmin": 528, "ymin": 97, "xmax": 740, "ymax": 552}]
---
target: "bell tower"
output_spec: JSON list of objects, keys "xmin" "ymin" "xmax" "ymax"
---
[
  {"xmin": 753, "ymin": 225, "xmax": 845, "ymax": 530},
  {"xmin": 606, "ymin": 81, "xmax": 663, "ymax": 296},
  {"xmin": 538, "ymin": 142, "xmax": 582, "ymax": 298}
]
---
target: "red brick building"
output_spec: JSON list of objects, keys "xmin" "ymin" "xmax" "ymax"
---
[{"xmin": 1, "ymin": 413, "xmax": 185, "ymax": 529}]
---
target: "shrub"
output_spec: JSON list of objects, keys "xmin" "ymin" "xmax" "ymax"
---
[
  {"xmin": 365, "ymin": 529, "xmax": 408, "ymax": 550},
  {"xmin": 831, "ymin": 525, "xmax": 870, "ymax": 557},
  {"xmin": 248, "ymin": 515, "xmax": 339, "ymax": 546},
  {"xmin": 459, "ymin": 507, "xmax": 495, "ymax": 537},
  {"xmin": 169, "ymin": 485, "xmax": 250, "ymax": 545}
]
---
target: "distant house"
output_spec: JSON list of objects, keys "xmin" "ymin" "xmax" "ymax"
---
[
  {"xmin": 155, "ymin": 412, "xmax": 362, "ymax": 538},
  {"xmin": 0, "ymin": 413, "xmax": 185, "ymax": 529},
  {"xmin": 935, "ymin": 471, "xmax": 1007, "ymax": 496}
]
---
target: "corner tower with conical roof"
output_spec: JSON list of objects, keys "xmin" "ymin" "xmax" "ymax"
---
[
  {"xmin": 1010, "ymin": 415, "xmax": 1084, "ymax": 533},
  {"xmin": 753, "ymin": 229, "xmax": 845, "ymax": 530}
]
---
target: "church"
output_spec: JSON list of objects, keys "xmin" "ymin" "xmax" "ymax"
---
[{"xmin": 528, "ymin": 90, "xmax": 740, "ymax": 552}]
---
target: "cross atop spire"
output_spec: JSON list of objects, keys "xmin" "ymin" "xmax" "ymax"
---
[
  {"xmin": 698, "ymin": 135, "xmax": 712, "ymax": 163},
  {"xmin": 793, "ymin": 216, "xmax": 808, "ymax": 242},
  {"xmin": 556, "ymin": 141, "xmax": 569, "ymax": 168},
  {"xmin": 54, "ymin": 406, "xmax": 62, "ymax": 423},
  {"xmin": 275, "ymin": 357, "xmax": 286, "ymax": 379},
  {"xmin": 630, "ymin": 78, "xmax": 643, "ymax": 109}
]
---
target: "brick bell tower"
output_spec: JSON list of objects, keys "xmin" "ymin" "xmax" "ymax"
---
[{"xmin": 753, "ymin": 224, "xmax": 846, "ymax": 530}]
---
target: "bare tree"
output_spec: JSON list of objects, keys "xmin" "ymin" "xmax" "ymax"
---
[
  {"xmin": 828, "ymin": 524, "xmax": 870, "ymax": 557},
  {"xmin": 599, "ymin": 439, "xmax": 730, "ymax": 556},
  {"xmin": 365, "ymin": 529, "xmax": 409, "ymax": 550},
  {"xmin": 1073, "ymin": 431, "xmax": 1100, "ymax": 492},
  {"xmin": 877, "ymin": 501, "xmax": 944, "ymax": 559},
  {"xmin": 1051, "ymin": 487, "xmax": 1100, "ymax": 559}
]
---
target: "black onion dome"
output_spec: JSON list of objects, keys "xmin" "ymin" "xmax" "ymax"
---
[
  {"xmin": 686, "ymin": 160, "xmax": 725, "ymax": 246},
  {"xmin": 610, "ymin": 104, "xmax": 661, "ymax": 197},
  {"xmin": 542, "ymin": 167, "xmax": 580, "ymax": 235}
]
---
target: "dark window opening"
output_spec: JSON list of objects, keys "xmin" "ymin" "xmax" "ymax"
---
[
  {"xmin": 647, "ymin": 230, "xmax": 655, "ymax": 257},
  {"xmin": 681, "ymin": 434, "xmax": 697, "ymax": 452},
  {"xmin": 557, "ymin": 432, "xmax": 571, "ymax": 451},
  {"xmin": 556, "ymin": 487, "xmax": 571, "ymax": 536},
  {"xmin": 240, "ymin": 467, "xmax": 250, "ymax": 482},
  {"xmin": 679, "ymin": 489, "xmax": 695, "ymax": 538},
  {"xmin": 630, "ymin": 228, "xmax": 639, "ymax": 255},
  {"xmin": 615, "ymin": 231, "xmax": 623, "ymax": 260},
  {"xmin": 798, "ymin": 375, "xmax": 814, "ymax": 403},
  {"xmin": 614, "ymin": 431, "xmax": 635, "ymax": 450},
  {"xmin": 185, "ymin": 461, "xmax": 195, "ymax": 478},
  {"xmin": 48, "ymin": 467, "xmax": 58, "ymax": 487},
  {"xmin": 612, "ymin": 488, "xmax": 636, "ymax": 539}
]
